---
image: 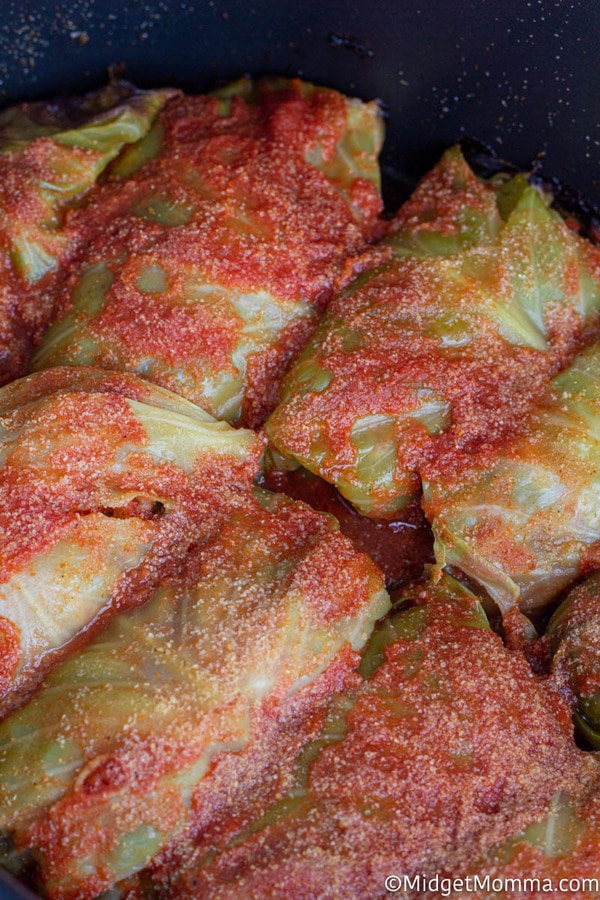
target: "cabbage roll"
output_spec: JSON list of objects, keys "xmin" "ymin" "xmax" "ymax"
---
[
  {"xmin": 0, "ymin": 485, "xmax": 388, "ymax": 899},
  {"xmin": 0, "ymin": 366, "xmax": 263, "ymax": 707},
  {"xmin": 33, "ymin": 79, "xmax": 385, "ymax": 427},
  {"xmin": 423, "ymin": 340, "xmax": 600, "ymax": 614},
  {"xmin": 265, "ymin": 147, "xmax": 600, "ymax": 517},
  {"xmin": 0, "ymin": 82, "xmax": 172, "ymax": 383},
  {"xmin": 159, "ymin": 577, "xmax": 600, "ymax": 898}
]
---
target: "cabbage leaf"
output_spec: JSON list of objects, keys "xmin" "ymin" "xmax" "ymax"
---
[
  {"xmin": 0, "ymin": 487, "xmax": 388, "ymax": 897},
  {"xmin": 0, "ymin": 367, "xmax": 264, "ymax": 703},
  {"xmin": 423, "ymin": 341, "xmax": 600, "ymax": 613},
  {"xmin": 266, "ymin": 149, "xmax": 600, "ymax": 518},
  {"xmin": 32, "ymin": 79, "xmax": 385, "ymax": 427}
]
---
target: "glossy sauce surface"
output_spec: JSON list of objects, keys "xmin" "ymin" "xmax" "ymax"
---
[{"xmin": 263, "ymin": 467, "xmax": 433, "ymax": 586}]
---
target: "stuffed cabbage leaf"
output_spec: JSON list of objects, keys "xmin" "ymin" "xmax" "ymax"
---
[
  {"xmin": 0, "ymin": 365, "xmax": 263, "ymax": 708},
  {"xmin": 265, "ymin": 147, "xmax": 600, "ymax": 517},
  {"xmin": 156, "ymin": 576, "xmax": 600, "ymax": 898},
  {"xmin": 33, "ymin": 78, "xmax": 385, "ymax": 427},
  {"xmin": 423, "ymin": 340, "xmax": 600, "ymax": 613},
  {"xmin": 0, "ymin": 82, "xmax": 172, "ymax": 383}
]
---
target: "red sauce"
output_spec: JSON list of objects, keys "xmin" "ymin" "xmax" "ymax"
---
[
  {"xmin": 0, "ymin": 139, "xmax": 118, "ymax": 385},
  {"xmin": 266, "ymin": 253, "xmax": 565, "ymax": 501},
  {"xmin": 13, "ymin": 482, "xmax": 386, "ymax": 898},
  {"xmin": 3, "ymin": 85, "xmax": 600, "ymax": 900},
  {"xmin": 145, "ymin": 646, "xmax": 362, "ymax": 889},
  {"xmin": 265, "ymin": 151, "xmax": 600, "ymax": 513},
  {"xmin": 0, "ymin": 618, "xmax": 20, "ymax": 695},
  {"xmin": 263, "ymin": 468, "xmax": 433, "ymax": 586},
  {"xmin": 0, "ymin": 366, "xmax": 270, "ymax": 714},
  {"xmin": 94, "ymin": 273, "xmax": 240, "ymax": 370},
  {"xmin": 389, "ymin": 145, "xmax": 498, "ymax": 237},
  {"xmin": 0, "ymin": 391, "xmax": 148, "ymax": 582}
]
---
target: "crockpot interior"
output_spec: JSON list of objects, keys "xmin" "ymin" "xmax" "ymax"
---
[
  {"xmin": 0, "ymin": 2, "xmax": 598, "ymax": 898},
  {"xmin": 0, "ymin": 0, "xmax": 598, "ymax": 206}
]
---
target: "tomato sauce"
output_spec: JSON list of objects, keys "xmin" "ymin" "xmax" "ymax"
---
[{"xmin": 262, "ymin": 467, "xmax": 433, "ymax": 586}]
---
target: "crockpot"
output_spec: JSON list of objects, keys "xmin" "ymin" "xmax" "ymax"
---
[
  {"xmin": 0, "ymin": 2, "xmax": 598, "ymax": 897},
  {"xmin": 1, "ymin": 0, "xmax": 598, "ymax": 207}
]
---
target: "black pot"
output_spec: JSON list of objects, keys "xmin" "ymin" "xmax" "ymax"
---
[
  {"xmin": 1, "ymin": 0, "xmax": 599, "ymax": 207},
  {"xmin": 0, "ymin": 2, "xmax": 598, "ymax": 897}
]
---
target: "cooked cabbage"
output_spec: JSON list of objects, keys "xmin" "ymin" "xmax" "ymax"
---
[
  {"xmin": 423, "ymin": 341, "xmax": 600, "ymax": 613},
  {"xmin": 160, "ymin": 576, "xmax": 599, "ymax": 898},
  {"xmin": 0, "ymin": 82, "xmax": 173, "ymax": 383},
  {"xmin": 0, "ymin": 484, "xmax": 388, "ymax": 897},
  {"xmin": 0, "ymin": 366, "xmax": 263, "ymax": 705},
  {"xmin": 265, "ymin": 148, "xmax": 600, "ymax": 518}
]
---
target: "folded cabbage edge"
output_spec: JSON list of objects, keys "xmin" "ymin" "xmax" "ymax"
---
[
  {"xmin": 0, "ymin": 82, "xmax": 174, "ymax": 283},
  {"xmin": 210, "ymin": 77, "xmax": 385, "ymax": 211}
]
